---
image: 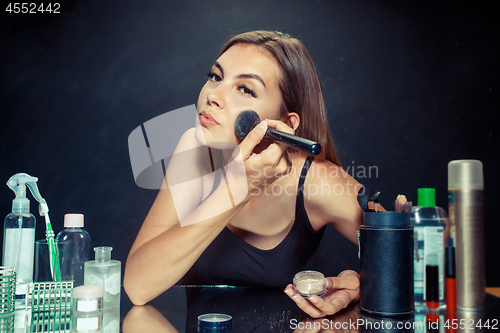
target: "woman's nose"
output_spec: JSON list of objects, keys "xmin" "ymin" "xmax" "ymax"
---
[{"xmin": 207, "ymin": 85, "xmax": 225, "ymax": 109}]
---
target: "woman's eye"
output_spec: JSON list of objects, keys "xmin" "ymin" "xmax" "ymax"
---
[
  {"xmin": 207, "ymin": 72, "xmax": 222, "ymax": 83},
  {"xmin": 238, "ymin": 85, "xmax": 256, "ymax": 97}
]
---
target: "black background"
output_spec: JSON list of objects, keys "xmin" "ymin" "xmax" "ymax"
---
[{"xmin": 1, "ymin": 0, "xmax": 498, "ymax": 287}]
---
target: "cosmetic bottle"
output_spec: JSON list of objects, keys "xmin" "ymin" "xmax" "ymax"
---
[
  {"xmin": 84, "ymin": 247, "xmax": 121, "ymax": 308},
  {"xmin": 410, "ymin": 188, "xmax": 446, "ymax": 303},
  {"xmin": 448, "ymin": 159, "xmax": 485, "ymax": 311},
  {"xmin": 56, "ymin": 213, "xmax": 91, "ymax": 286},
  {"xmin": 2, "ymin": 173, "xmax": 39, "ymax": 308}
]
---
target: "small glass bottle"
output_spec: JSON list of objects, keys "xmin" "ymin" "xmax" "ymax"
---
[
  {"xmin": 56, "ymin": 213, "xmax": 91, "ymax": 286},
  {"xmin": 84, "ymin": 247, "xmax": 121, "ymax": 308}
]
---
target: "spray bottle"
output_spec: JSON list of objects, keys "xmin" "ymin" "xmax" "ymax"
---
[
  {"xmin": 2, "ymin": 173, "xmax": 57, "ymax": 307},
  {"xmin": 448, "ymin": 159, "xmax": 485, "ymax": 311}
]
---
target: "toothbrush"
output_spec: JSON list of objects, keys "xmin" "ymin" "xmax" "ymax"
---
[{"xmin": 39, "ymin": 202, "xmax": 61, "ymax": 281}]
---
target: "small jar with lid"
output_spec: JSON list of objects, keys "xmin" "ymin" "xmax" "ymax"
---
[
  {"xmin": 72, "ymin": 285, "xmax": 103, "ymax": 332},
  {"xmin": 198, "ymin": 313, "xmax": 232, "ymax": 333},
  {"xmin": 293, "ymin": 270, "xmax": 326, "ymax": 298}
]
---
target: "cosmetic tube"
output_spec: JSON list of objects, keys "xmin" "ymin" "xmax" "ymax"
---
[
  {"xmin": 425, "ymin": 263, "xmax": 439, "ymax": 309},
  {"xmin": 445, "ymin": 246, "xmax": 456, "ymax": 314},
  {"xmin": 448, "ymin": 160, "xmax": 485, "ymax": 311}
]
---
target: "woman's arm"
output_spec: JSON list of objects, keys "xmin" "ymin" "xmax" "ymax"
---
[
  {"xmin": 124, "ymin": 120, "xmax": 293, "ymax": 305},
  {"xmin": 305, "ymin": 161, "xmax": 364, "ymax": 241},
  {"xmin": 284, "ymin": 160, "xmax": 364, "ymax": 317}
]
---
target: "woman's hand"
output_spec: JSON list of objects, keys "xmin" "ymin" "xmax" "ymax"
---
[
  {"xmin": 284, "ymin": 270, "xmax": 360, "ymax": 318},
  {"xmin": 225, "ymin": 119, "xmax": 293, "ymax": 203}
]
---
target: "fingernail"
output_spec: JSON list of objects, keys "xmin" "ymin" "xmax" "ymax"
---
[
  {"xmin": 257, "ymin": 120, "xmax": 267, "ymax": 130},
  {"xmin": 284, "ymin": 288, "xmax": 292, "ymax": 296},
  {"xmin": 309, "ymin": 296, "xmax": 318, "ymax": 303}
]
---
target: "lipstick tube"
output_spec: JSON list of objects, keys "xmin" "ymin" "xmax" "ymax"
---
[
  {"xmin": 426, "ymin": 264, "xmax": 439, "ymax": 309},
  {"xmin": 445, "ymin": 246, "xmax": 456, "ymax": 313}
]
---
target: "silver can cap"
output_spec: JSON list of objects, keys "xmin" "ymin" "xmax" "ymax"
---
[{"xmin": 448, "ymin": 159, "xmax": 483, "ymax": 190}]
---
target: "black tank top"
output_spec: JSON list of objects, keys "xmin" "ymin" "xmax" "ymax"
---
[{"xmin": 180, "ymin": 156, "xmax": 326, "ymax": 288}]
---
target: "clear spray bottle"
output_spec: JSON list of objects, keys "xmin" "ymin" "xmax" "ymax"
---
[{"xmin": 2, "ymin": 173, "xmax": 47, "ymax": 307}]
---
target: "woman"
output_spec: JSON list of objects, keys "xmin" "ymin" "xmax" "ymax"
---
[{"xmin": 124, "ymin": 30, "xmax": 363, "ymax": 318}]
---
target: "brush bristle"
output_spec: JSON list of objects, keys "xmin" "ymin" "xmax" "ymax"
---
[{"xmin": 235, "ymin": 110, "xmax": 261, "ymax": 140}]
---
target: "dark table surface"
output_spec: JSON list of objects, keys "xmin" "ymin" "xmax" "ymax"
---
[
  {"xmin": 119, "ymin": 286, "xmax": 500, "ymax": 333},
  {"xmin": 5, "ymin": 286, "xmax": 499, "ymax": 332}
]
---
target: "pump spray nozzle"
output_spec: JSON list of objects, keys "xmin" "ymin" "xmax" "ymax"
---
[
  {"xmin": 7, "ymin": 173, "xmax": 61, "ymax": 281},
  {"xmin": 7, "ymin": 173, "xmax": 39, "ymax": 213}
]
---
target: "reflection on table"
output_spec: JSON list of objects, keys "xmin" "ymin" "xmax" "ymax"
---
[
  {"xmin": 3, "ymin": 286, "xmax": 498, "ymax": 332},
  {"xmin": 4, "ymin": 305, "xmax": 120, "ymax": 332},
  {"xmin": 121, "ymin": 286, "xmax": 500, "ymax": 333}
]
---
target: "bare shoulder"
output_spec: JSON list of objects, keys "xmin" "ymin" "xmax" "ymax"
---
[
  {"xmin": 167, "ymin": 127, "xmax": 211, "ymax": 181},
  {"xmin": 304, "ymin": 159, "xmax": 362, "ymax": 197},
  {"xmin": 174, "ymin": 127, "xmax": 202, "ymax": 152},
  {"xmin": 303, "ymin": 159, "xmax": 363, "ymax": 242}
]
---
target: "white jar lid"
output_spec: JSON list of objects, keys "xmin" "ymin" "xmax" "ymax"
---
[
  {"xmin": 73, "ymin": 285, "xmax": 103, "ymax": 299},
  {"xmin": 73, "ymin": 285, "xmax": 103, "ymax": 313}
]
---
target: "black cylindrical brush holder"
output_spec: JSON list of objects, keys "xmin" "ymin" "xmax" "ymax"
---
[{"xmin": 359, "ymin": 212, "xmax": 414, "ymax": 316}]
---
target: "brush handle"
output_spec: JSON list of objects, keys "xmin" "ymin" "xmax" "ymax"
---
[{"xmin": 265, "ymin": 128, "xmax": 321, "ymax": 156}]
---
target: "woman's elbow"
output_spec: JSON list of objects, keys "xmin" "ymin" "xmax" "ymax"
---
[
  {"xmin": 123, "ymin": 261, "xmax": 158, "ymax": 306},
  {"xmin": 123, "ymin": 252, "xmax": 179, "ymax": 305},
  {"xmin": 123, "ymin": 273, "xmax": 148, "ymax": 306},
  {"xmin": 123, "ymin": 266, "xmax": 176, "ymax": 306}
]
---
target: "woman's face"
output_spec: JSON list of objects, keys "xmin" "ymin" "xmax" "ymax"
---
[{"xmin": 195, "ymin": 43, "xmax": 283, "ymax": 146}]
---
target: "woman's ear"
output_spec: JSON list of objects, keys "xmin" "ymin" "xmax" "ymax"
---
[{"xmin": 287, "ymin": 112, "xmax": 300, "ymax": 131}]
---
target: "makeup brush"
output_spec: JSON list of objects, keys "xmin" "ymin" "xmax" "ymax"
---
[
  {"xmin": 395, "ymin": 194, "xmax": 412, "ymax": 213},
  {"xmin": 235, "ymin": 110, "xmax": 321, "ymax": 156}
]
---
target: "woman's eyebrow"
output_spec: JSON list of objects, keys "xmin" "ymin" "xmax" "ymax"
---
[
  {"xmin": 236, "ymin": 74, "xmax": 266, "ymax": 89},
  {"xmin": 214, "ymin": 62, "xmax": 224, "ymax": 77},
  {"xmin": 214, "ymin": 61, "xmax": 266, "ymax": 89}
]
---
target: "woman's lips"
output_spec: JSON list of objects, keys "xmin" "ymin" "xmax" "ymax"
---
[{"xmin": 199, "ymin": 111, "xmax": 219, "ymax": 127}]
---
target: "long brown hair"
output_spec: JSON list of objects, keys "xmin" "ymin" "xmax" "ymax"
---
[{"xmin": 220, "ymin": 30, "xmax": 341, "ymax": 166}]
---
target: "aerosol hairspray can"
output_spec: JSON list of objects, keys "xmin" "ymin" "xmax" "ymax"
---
[{"xmin": 448, "ymin": 159, "xmax": 485, "ymax": 311}]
